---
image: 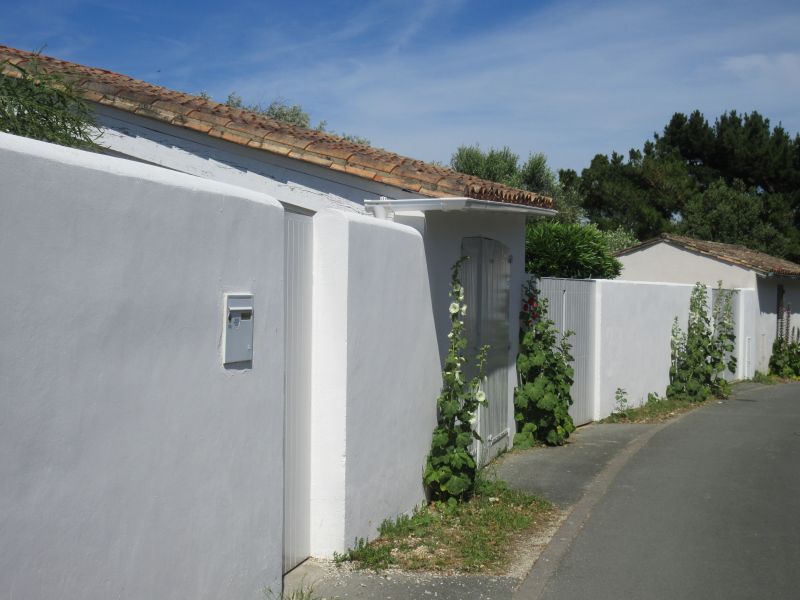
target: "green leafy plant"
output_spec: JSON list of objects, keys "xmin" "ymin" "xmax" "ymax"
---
[
  {"xmin": 1, "ymin": 56, "xmax": 97, "ymax": 149},
  {"xmin": 613, "ymin": 387, "xmax": 631, "ymax": 417},
  {"xmin": 525, "ymin": 221, "xmax": 622, "ymax": 279},
  {"xmin": 598, "ymin": 226, "xmax": 639, "ymax": 254},
  {"xmin": 212, "ymin": 91, "xmax": 371, "ymax": 145},
  {"xmin": 667, "ymin": 283, "xmax": 737, "ymax": 402},
  {"xmin": 710, "ymin": 285, "xmax": 737, "ymax": 396},
  {"xmin": 601, "ymin": 391, "xmax": 702, "ymax": 423},
  {"xmin": 769, "ymin": 309, "xmax": 800, "ymax": 377},
  {"xmin": 424, "ymin": 258, "xmax": 489, "ymax": 502},
  {"xmin": 514, "ymin": 280, "xmax": 575, "ymax": 447}
]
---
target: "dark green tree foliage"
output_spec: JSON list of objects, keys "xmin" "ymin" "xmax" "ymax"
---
[
  {"xmin": 514, "ymin": 281, "xmax": 575, "ymax": 446},
  {"xmin": 526, "ymin": 221, "xmax": 622, "ymax": 279},
  {"xmin": 580, "ymin": 110, "xmax": 800, "ymax": 260},
  {"xmin": 0, "ymin": 59, "xmax": 97, "ymax": 149},
  {"xmin": 424, "ymin": 258, "xmax": 488, "ymax": 502},
  {"xmin": 658, "ymin": 110, "xmax": 800, "ymax": 195},
  {"xmin": 579, "ymin": 148, "xmax": 697, "ymax": 239},
  {"xmin": 682, "ymin": 180, "xmax": 794, "ymax": 258}
]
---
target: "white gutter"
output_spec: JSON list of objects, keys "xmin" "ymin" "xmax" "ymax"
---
[{"xmin": 364, "ymin": 197, "xmax": 557, "ymax": 219}]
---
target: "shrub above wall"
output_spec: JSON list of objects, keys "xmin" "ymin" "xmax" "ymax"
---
[{"xmin": 525, "ymin": 221, "xmax": 622, "ymax": 279}]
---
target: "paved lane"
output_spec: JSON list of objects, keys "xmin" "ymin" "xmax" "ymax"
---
[{"xmin": 522, "ymin": 383, "xmax": 800, "ymax": 600}]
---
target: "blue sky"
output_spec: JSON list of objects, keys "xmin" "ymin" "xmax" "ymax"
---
[{"xmin": 3, "ymin": 0, "xmax": 800, "ymax": 172}]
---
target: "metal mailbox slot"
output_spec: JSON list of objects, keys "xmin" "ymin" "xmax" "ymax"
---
[{"xmin": 224, "ymin": 293, "xmax": 254, "ymax": 364}]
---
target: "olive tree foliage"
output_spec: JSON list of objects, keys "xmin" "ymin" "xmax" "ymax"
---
[
  {"xmin": 202, "ymin": 91, "xmax": 371, "ymax": 145},
  {"xmin": 223, "ymin": 92, "xmax": 313, "ymax": 128},
  {"xmin": 0, "ymin": 58, "xmax": 97, "ymax": 149},
  {"xmin": 598, "ymin": 225, "xmax": 640, "ymax": 253},
  {"xmin": 450, "ymin": 145, "xmax": 584, "ymax": 223}
]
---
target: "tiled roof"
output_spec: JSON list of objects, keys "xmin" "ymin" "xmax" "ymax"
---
[
  {"xmin": 618, "ymin": 233, "xmax": 800, "ymax": 277},
  {"xmin": 0, "ymin": 45, "xmax": 553, "ymax": 209}
]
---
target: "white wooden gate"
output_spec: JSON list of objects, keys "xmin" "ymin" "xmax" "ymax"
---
[
  {"xmin": 461, "ymin": 237, "xmax": 512, "ymax": 467},
  {"xmin": 283, "ymin": 211, "xmax": 312, "ymax": 573},
  {"xmin": 538, "ymin": 278, "xmax": 595, "ymax": 426}
]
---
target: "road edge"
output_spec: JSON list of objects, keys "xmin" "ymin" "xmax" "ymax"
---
[{"xmin": 512, "ymin": 416, "xmax": 680, "ymax": 599}]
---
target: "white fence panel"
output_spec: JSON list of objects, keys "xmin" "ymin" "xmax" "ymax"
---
[
  {"xmin": 283, "ymin": 211, "xmax": 313, "ymax": 573},
  {"xmin": 537, "ymin": 278, "xmax": 596, "ymax": 426}
]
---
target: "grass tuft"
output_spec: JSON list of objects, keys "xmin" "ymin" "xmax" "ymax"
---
[
  {"xmin": 751, "ymin": 371, "xmax": 781, "ymax": 385},
  {"xmin": 263, "ymin": 583, "xmax": 320, "ymax": 600},
  {"xmin": 601, "ymin": 393, "xmax": 708, "ymax": 423},
  {"xmin": 334, "ymin": 477, "xmax": 554, "ymax": 573}
]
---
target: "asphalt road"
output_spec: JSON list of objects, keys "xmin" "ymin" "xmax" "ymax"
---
[{"xmin": 518, "ymin": 382, "xmax": 800, "ymax": 599}]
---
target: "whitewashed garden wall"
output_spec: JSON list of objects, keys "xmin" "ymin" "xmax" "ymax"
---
[
  {"xmin": 537, "ymin": 277, "xmax": 757, "ymax": 423},
  {"xmin": 0, "ymin": 133, "xmax": 286, "ymax": 598}
]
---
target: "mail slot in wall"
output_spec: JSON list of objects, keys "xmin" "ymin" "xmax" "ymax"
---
[{"xmin": 224, "ymin": 293, "xmax": 254, "ymax": 364}]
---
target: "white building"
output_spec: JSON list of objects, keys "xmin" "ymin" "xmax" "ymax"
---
[
  {"xmin": 0, "ymin": 45, "xmax": 555, "ymax": 599},
  {"xmin": 617, "ymin": 233, "xmax": 800, "ymax": 373}
]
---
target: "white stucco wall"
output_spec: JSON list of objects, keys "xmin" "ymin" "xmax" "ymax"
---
[
  {"xmin": 310, "ymin": 210, "xmax": 441, "ymax": 556},
  {"xmin": 619, "ymin": 242, "xmax": 758, "ymax": 288},
  {"xmin": 421, "ymin": 211, "xmax": 528, "ymax": 444},
  {"xmin": 0, "ymin": 133, "xmax": 285, "ymax": 599},
  {"xmin": 538, "ymin": 278, "xmax": 758, "ymax": 421},
  {"xmin": 593, "ymin": 280, "xmax": 694, "ymax": 418}
]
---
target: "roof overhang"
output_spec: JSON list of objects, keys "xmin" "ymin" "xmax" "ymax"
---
[{"xmin": 364, "ymin": 197, "xmax": 557, "ymax": 219}]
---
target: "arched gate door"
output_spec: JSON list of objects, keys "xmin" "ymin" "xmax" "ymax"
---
[{"xmin": 461, "ymin": 237, "xmax": 512, "ymax": 467}]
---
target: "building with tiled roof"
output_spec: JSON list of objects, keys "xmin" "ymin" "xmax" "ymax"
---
[
  {"xmin": 616, "ymin": 232, "xmax": 800, "ymax": 373},
  {"xmin": 618, "ymin": 234, "xmax": 800, "ymax": 278},
  {"xmin": 0, "ymin": 44, "xmax": 553, "ymax": 213},
  {"xmin": 1, "ymin": 44, "xmax": 557, "ymax": 594}
]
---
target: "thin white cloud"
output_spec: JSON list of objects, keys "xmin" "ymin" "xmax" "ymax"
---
[
  {"xmin": 4, "ymin": 0, "xmax": 799, "ymax": 170},
  {"xmin": 723, "ymin": 52, "xmax": 800, "ymax": 84},
  {"xmin": 210, "ymin": 0, "xmax": 800, "ymax": 170}
]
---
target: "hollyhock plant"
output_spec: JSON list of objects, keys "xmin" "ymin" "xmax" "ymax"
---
[
  {"xmin": 514, "ymin": 278, "xmax": 574, "ymax": 446},
  {"xmin": 424, "ymin": 257, "xmax": 488, "ymax": 502}
]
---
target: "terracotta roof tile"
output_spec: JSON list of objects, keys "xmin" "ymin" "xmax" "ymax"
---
[
  {"xmin": 390, "ymin": 161, "xmax": 447, "ymax": 186},
  {"xmin": 245, "ymin": 137, "xmax": 293, "ymax": 156},
  {"xmin": 190, "ymin": 109, "xmax": 233, "ymax": 128},
  {"xmin": 304, "ymin": 140, "xmax": 356, "ymax": 162},
  {"xmin": 373, "ymin": 173, "xmax": 422, "ymax": 191},
  {"xmin": 151, "ymin": 98, "xmax": 196, "ymax": 117},
  {"xmin": 618, "ymin": 234, "xmax": 800, "ymax": 277},
  {"xmin": 177, "ymin": 115, "xmax": 214, "ymax": 135},
  {"xmin": 288, "ymin": 150, "xmax": 333, "ymax": 168},
  {"xmin": 0, "ymin": 45, "xmax": 554, "ymax": 210}
]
